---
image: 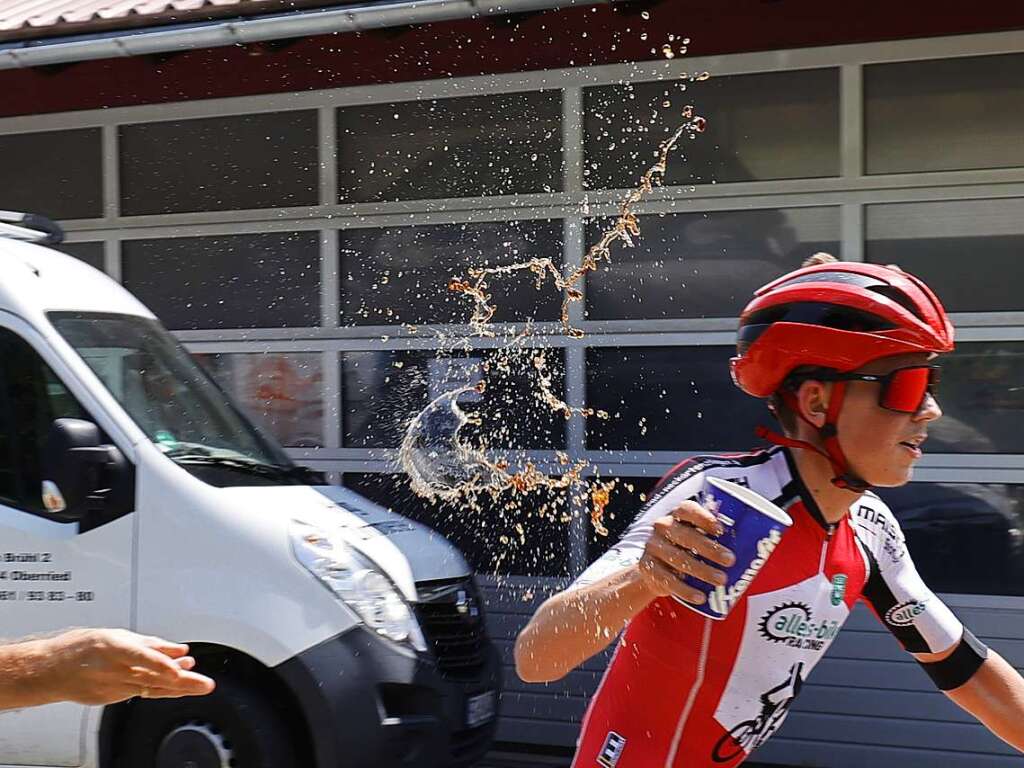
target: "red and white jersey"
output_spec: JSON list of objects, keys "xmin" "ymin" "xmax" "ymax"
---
[{"xmin": 570, "ymin": 447, "xmax": 963, "ymax": 768}]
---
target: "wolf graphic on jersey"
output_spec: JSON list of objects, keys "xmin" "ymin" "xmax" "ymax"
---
[{"xmin": 570, "ymin": 447, "xmax": 962, "ymax": 768}]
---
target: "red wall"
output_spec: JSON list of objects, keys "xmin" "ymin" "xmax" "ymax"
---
[{"xmin": 2, "ymin": 0, "xmax": 1023, "ymax": 117}]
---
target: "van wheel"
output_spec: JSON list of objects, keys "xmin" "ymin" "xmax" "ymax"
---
[{"xmin": 119, "ymin": 673, "xmax": 297, "ymax": 768}]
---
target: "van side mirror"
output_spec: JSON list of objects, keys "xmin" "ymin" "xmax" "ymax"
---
[{"xmin": 43, "ymin": 418, "xmax": 129, "ymax": 520}]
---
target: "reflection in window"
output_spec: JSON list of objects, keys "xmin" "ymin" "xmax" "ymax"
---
[
  {"xmin": 0, "ymin": 329, "xmax": 87, "ymax": 514},
  {"xmin": 119, "ymin": 111, "xmax": 318, "ymax": 215},
  {"xmin": 875, "ymin": 483, "xmax": 1024, "ymax": 596},
  {"xmin": 337, "ymin": 92, "xmax": 563, "ymax": 203},
  {"xmin": 343, "ymin": 473, "xmax": 571, "ymax": 577},
  {"xmin": 927, "ymin": 343, "xmax": 1024, "ymax": 454},
  {"xmin": 122, "ymin": 232, "xmax": 321, "ymax": 330},
  {"xmin": 585, "ymin": 207, "xmax": 840, "ymax": 319},
  {"xmin": 0, "ymin": 128, "xmax": 102, "ymax": 220},
  {"xmin": 586, "ymin": 346, "xmax": 766, "ymax": 452},
  {"xmin": 587, "ymin": 476, "xmax": 660, "ymax": 563},
  {"xmin": 584, "ymin": 68, "xmax": 839, "ymax": 190},
  {"xmin": 339, "ymin": 220, "xmax": 563, "ymax": 326},
  {"xmin": 195, "ymin": 353, "xmax": 324, "ymax": 448},
  {"xmin": 342, "ymin": 349, "xmax": 567, "ymax": 450},
  {"xmin": 866, "ymin": 54, "xmax": 1024, "ymax": 175},
  {"xmin": 58, "ymin": 242, "xmax": 105, "ymax": 271},
  {"xmin": 866, "ymin": 199, "xmax": 1024, "ymax": 312}
]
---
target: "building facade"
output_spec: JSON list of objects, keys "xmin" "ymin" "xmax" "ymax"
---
[{"xmin": 2, "ymin": 3, "xmax": 1024, "ymax": 764}]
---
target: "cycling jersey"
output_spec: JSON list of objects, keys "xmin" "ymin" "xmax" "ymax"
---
[{"xmin": 570, "ymin": 447, "xmax": 963, "ymax": 768}]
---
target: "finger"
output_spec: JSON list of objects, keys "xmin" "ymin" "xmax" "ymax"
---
[
  {"xmin": 140, "ymin": 636, "xmax": 190, "ymax": 658},
  {"xmin": 143, "ymin": 673, "xmax": 216, "ymax": 698},
  {"xmin": 643, "ymin": 558, "xmax": 707, "ymax": 605},
  {"xmin": 647, "ymin": 537, "xmax": 727, "ymax": 586},
  {"xmin": 658, "ymin": 520, "xmax": 735, "ymax": 567},
  {"xmin": 116, "ymin": 644, "xmax": 189, "ymax": 681},
  {"xmin": 127, "ymin": 665, "xmax": 215, "ymax": 691},
  {"xmin": 670, "ymin": 501, "xmax": 724, "ymax": 536},
  {"xmin": 174, "ymin": 656, "xmax": 197, "ymax": 671}
]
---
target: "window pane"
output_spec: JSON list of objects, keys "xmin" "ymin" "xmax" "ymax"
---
[
  {"xmin": 587, "ymin": 476, "xmax": 660, "ymax": 563},
  {"xmin": 874, "ymin": 483, "xmax": 1024, "ymax": 596},
  {"xmin": 343, "ymin": 348, "xmax": 566, "ymax": 450},
  {"xmin": 584, "ymin": 68, "xmax": 839, "ymax": 190},
  {"xmin": 866, "ymin": 54, "xmax": 1024, "ymax": 175},
  {"xmin": 195, "ymin": 353, "xmax": 323, "ymax": 448},
  {"xmin": 339, "ymin": 220, "xmax": 563, "ymax": 326},
  {"xmin": 122, "ymin": 232, "xmax": 320, "ymax": 330},
  {"xmin": 586, "ymin": 207, "xmax": 839, "ymax": 320},
  {"xmin": 58, "ymin": 242, "xmax": 105, "ymax": 271},
  {"xmin": 337, "ymin": 92, "xmax": 563, "ymax": 202},
  {"xmin": 119, "ymin": 112, "xmax": 318, "ymax": 215},
  {"xmin": 343, "ymin": 473, "xmax": 570, "ymax": 577},
  {"xmin": 0, "ymin": 129, "xmax": 101, "ymax": 220},
  {"xmin": 866, "ymin": 199, "xmax": 1024, "ymax": 312},
  {"xmin": 928, "ymin": 342, "xmax": 1024, "ymax": 454},
  {"xmin": 0, "ymin": 329, "xmax": 86, "ymax": 514},
  {"xmin": 586, "ymin": 346, "xmax": 765, "ymax": 451}
]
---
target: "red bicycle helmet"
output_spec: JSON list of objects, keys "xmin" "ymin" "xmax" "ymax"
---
[{"xmin": 730, "ymin": 258, "xmax": 954, "ymax": 491}]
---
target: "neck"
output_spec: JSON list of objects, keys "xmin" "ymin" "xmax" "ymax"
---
[{"xmin": 788, "ymin": 445, "xmax": 863, "ymax": 525}]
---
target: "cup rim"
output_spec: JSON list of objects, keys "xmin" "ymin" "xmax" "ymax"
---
[{"xmin": 706, "ymin": 476, "xmax": 793, "ymax": 527}]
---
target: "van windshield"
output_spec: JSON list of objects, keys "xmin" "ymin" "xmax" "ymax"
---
[{"xmin": 48, "ymin": 312, "xmax": 294, "ymax": 473}]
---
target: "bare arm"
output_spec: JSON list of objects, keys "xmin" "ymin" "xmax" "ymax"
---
[
  {"xmin": 922, "ymin": 647, "xmax": 1024, "ymax": 752},
  {"xmin": 0, "ymin": 628, "xmax": 215, "ymax": 710},
  {"xmin": 514, "ymin": 565, "xmax": 656, "ymax": 683},
  {"xmin": 514, "ymin": 501, "xmax": 734, "ymax": 683}
]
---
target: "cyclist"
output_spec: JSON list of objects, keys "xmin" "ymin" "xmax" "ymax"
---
[{"xmin": 515, "ymin": 255, "xmax": 1024, "ymax": 767}]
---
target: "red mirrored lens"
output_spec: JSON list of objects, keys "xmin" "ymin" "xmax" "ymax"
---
[{"xmin": 881, "ymin": 367, "xmax": 934, "ymax": 413}]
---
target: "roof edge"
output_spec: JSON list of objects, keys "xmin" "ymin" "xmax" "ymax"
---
[{"xmin": 0, "ymin": 0, "xmax": 603, "ymax": 70}]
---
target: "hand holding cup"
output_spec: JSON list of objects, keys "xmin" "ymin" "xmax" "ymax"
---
[{"xmin": 638, "ymin": 499, "xmax": 737, "ymax": 605}]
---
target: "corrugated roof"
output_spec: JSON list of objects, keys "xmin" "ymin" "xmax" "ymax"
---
[{"xmin": 0, "ymin": 0, "xmax": 336, "ymax": 40}]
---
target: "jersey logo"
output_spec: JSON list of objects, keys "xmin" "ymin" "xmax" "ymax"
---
[
  {"xmin": 758, "ymin": 602, "xmax": 840, "ymax": 650},
  {"xmin": 712, "ymin": 662, "xmax": 805, "ymax": 763},
  {"xmin": 707, "ymin": 528, "xmax": 783, "ymax": 616},
  {"xmin": 596, "ymin": 731, "xmax": 626, "ymax": 768},
  {"xmin": 885, "ymin": 600, "xmax": 928, "ymax": 627},
  {"xmin": 830, "ymin": 574, "xmax": 847, "ymax": 606}
]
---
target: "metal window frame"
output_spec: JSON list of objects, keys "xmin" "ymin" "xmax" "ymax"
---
[{"xmin": 9, "ymin": 28, "xmax": 1024, "ymax": 601}]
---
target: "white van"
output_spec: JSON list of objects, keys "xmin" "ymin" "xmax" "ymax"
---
[{"xmin": 0, "ymin": 212, "xmax": 500, "ymax": 768}]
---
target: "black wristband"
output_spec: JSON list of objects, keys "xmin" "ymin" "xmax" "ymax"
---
[{"xmin": 919, "ymin": 628, "xmax": 989, "ymax": 691}]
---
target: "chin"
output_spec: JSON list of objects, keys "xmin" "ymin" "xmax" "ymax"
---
[{"xmin": 869, "ymin": 465, "xmax": 914, "ymax": 488}]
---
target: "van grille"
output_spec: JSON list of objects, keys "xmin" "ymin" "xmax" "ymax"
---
[{"xmin": 414, "ymin": 578, "xmax": 487, "ymax": 682}]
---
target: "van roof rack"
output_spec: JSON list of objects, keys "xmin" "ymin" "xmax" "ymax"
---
[{"xmin": 0, "ymin": 211, "xmax": 64, "ymax": 245}]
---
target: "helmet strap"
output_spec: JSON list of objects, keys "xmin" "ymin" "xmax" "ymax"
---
[{"xmin": 757, "ymin": 382, "xmax": 870, "ymax": 493}]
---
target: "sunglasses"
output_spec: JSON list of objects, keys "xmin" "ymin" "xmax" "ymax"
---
[{"xmin": 791, "ymin": 365, "xmax": 941, "ymax": 414}]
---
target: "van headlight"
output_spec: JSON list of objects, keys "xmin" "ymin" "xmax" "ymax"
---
[{"xmin": 290, "ymin": 522, "xmax": 426, "ymax": 652}]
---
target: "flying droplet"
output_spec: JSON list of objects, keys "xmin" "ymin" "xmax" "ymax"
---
[
  {"xmin": 662, "ymin": 45, "xmax": 675, "ymax": 59},
  {"xmin": 641, "ymin": 10, "xmax": 650, "ymax": 19}
]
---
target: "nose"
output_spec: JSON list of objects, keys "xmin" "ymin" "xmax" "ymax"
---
[{"xmin": 914, "ymin": 392, "xmax": 942, "ymax": 422}]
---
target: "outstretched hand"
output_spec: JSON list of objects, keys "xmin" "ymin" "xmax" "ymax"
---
[{"xmin": 41, "ymin": 628, "xmax": 215, "ymax": 705}]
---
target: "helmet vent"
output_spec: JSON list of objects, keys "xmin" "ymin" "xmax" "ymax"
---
[{"xmin": 865, "ymin": 285, "xmax": 925, "ymax": 321}]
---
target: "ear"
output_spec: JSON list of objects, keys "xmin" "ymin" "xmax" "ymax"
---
[{"xmin": 795, "ymin": 379, "xmax": 830, "ymax": 429}]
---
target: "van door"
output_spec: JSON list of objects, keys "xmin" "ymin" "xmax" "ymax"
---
[{"xmin": 0, "ymin": 322, "xmax": 133, "ymax": 766}]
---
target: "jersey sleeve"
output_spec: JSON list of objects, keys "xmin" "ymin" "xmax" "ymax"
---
[
  {"xmin": 852, "ymin": 495, "xmax": 963, "ymax": 655},
  {"xmin": 567, "ymin": 459, "xmax": 709, "ymax": 591}
]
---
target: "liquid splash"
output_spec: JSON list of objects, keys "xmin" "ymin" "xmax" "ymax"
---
[{"xmin": 398, "ymin": 82, "xmax": 707, "ymax": 546}]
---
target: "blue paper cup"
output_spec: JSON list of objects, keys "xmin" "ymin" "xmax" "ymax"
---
[{"xmin": 677, "ymin": 476, "xmax": 792, "ymax": 620}]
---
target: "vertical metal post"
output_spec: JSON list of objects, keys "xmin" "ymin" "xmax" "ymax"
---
[
  {"xmin": 101, "ymin": 124, "xmax": 120, "ymax": 224},
  {"xmin": 840, "ymin": 64, "xmax": 865, "ymax": 262},
  {"xmin": 562, "ymin": 86, "xmax": 590, "ymax": 576}
]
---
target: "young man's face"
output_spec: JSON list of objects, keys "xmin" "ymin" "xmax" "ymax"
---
[{"xmin": 835, "ymin": 352, "xmax": 942, "ymax": 487}]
